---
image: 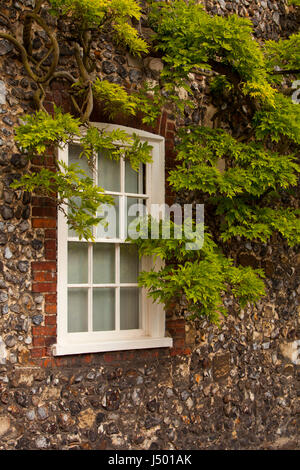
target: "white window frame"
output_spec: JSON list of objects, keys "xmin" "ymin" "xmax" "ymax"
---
[{"xmin": 52, "ymin": 123, "xmax": 173, "ymax": 356}]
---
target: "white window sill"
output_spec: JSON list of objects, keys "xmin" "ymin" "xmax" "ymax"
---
[{"xmin": 52, "ymin": 336, "xmax": 173, "ymax": 356}]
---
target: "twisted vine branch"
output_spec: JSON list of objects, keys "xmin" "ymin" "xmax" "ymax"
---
[{"xmin": 0, "ymin": 1, "xmax": 95, "ymax": 120}]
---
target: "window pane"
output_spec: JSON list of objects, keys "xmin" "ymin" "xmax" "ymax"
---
[
  {"xmin": 93, "ymin": 288, "xmax": 115, "ymax": 331},
  {"xmin": 120, "ymin": 244, "xmax": 139, "ymax": 283},
  {"xmin": 68, "ymin": 196, "xmax": 80, "ymax": 237},
  {"xmin": 69, "ymin": 144, "xmax": 92, "ymax": 178},
  {"xmin": 68, "ymin": 146, "xmax": 93, "ymax": 237},
  {"xmin": 98, "ymin": 152, "xmax": 120, "ymax": 192},
  {"xmin": 126, "ymin": 197, "xmax": 146, "ymax": 238},
  {"xmin": 68, "ymin": 242, "xmax": 88, "ymax": 284},
  {"xmin": 97, "ymin": 196, "xmax": 119, "ymax": 239},
  {"xmin": 93, "ymin": 243, "xmax": 115, "ymax": 284},
  {"xmin": 125, "ymin": 160, "xmax": 143, "ymax": 194},
  {"xmin": 68, "ymin": 288, "xmax": 88, "ymax": 332},
  {"xmin": 120, "ymin": 287, "xmax": 139, "ymax": 330}
]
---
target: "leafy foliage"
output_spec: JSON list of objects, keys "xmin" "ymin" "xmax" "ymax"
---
[
  {"xmin": 11, "ymin": 161, "xmax": 113, "ymax": 240},
  {"xmin": 130, "ymin": 219, "xmax": 265, "ymax": 324},
  {"xmin": 3, "ymin": 0, "xmax": 300, "ymax": 322},
  {"xmin": 93, "ymin": 79, "xmax": 137, "ymax": 118},
  {"xmin": 13, "ymin": 108, "xmax": 152, "ymax": 240},
  {"xmin": 49, "ymin": 0, "xmax": 148, "ymax": 55},
  {"xmin": 265, "ymin": 32, "xmax": 300, "ymax": 79},
  {"xmin": 5, "ymin": 0, "xmax": 153, "ymax": 241},
  {"xmin": 149, "ymin": 0, "xmax": 276, "ymax": 105},
  {"xmin": 127, "ymin": 0, "xmax": 300, "ymax": 321},
  {"xmin": 168, "ymin": 125, "xmax": 300, "ymax": 246},
  {"xmin": 253, "ymin": 93, "xmax": 300, "ymax": 145},
  {"xmin": 15, "ymin": 107, "xmax": 81, "ymax": 155}
]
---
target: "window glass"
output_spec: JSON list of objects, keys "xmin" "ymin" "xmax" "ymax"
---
[
  {"xmin": 96, "ymin": 196, "xmax": 119, "ymax": 239},
  {"xmin": 98, "ymin": 152, "xmax": 120, "ymax": 192},
  {"xmin": 120, "ymin": 244, "xmax": 139, "ymax": 283},
  {"xmin": 93, "ymin": 243, "xmax": 115, "ymax": 284},
  {"xmin": 68, "ymin": 288, "xmax": 88, "ymax": 332},
  {"xmin": 68, "ymin": 242, "xmax": 88, "ymax": 284},
  {"xmin": 120, "ymin": 287, "xmax": 139, "ymax": 330},
  {"xmin": 125, "ymin": 160, "xmax": 143, "ymax": 194},
  {"xmin": 93, "ymin": 288, "xmax": 115, "ymax": 331},
  {"xmin": 69, "ymin": 144, "xmax": 92, "ymax": 178}
]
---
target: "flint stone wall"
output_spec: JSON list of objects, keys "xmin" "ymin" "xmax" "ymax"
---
[{"xmin": 0, "ymin": 0, "xmax": 299, "ymax": 450}]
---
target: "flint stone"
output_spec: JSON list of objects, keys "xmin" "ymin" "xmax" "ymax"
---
[
  {"xmin": 102, "ymin": 61, "xmax": 116, "ymax": 74},
  {"xmin": 2, "ymin": 116, "xmax": 13, "ymax": 127},
  {"xmin": 32, "ymin": 315, "xmax": 43, "ymax": 325},
  {"xmin": 0, "ymin": 416, "xmax": 10, "ymax": 437},
  {"xmin": 0, "ymin": 152, "xmax": 9, "ymax": 165},
  {"xmin": 18, "ymin": 221, "xmax": 29, "ymax": 232},
  {"xmin": 11, "ymin": 154, "xmax": 27, "ymax": 169},
  {"xmin": 1, "ymin": 206, "xmax": 13, "ymax": 220},
  {"xmin": 1, "ymin": 304, "xmax": 8, "ymax": 315},
  {"xmin": 273, "ymin": 12, "xmax": 280, "ymax": 26},
  {"xmin": 26, "ymin": 410, "xmax": 36, "ymax": 421},
  {"xmin": 5, "ymin": 335, "xmax": 16, "ymax": 348},
  {"xmin": 0, "ymin": 80, "xmax": 7, "ymax": 104},
  {"xmin": 148, "ymin": 58, "xmax": 164, "ymax": 73},
  {"xmin": 213, "ymin": 353, "xmax": 231, "ymax": 381},
  {"xmin": 17, "ymin": 261, "xmax": 29, "ymax": 273},
  {"xmin": 37, "ymin": 406, "xmax": 49, "ymax": 420},
  {"xmin": 129, "ymin": 69, "xmax": 143, "ymax": 83},
  {"xmin": 0, "ymin": 234, "xmax": 7, "ymax": 245},
  {"xmin": 0, "ymin": 337, "xmax": 7, "ymax": 364},
  {"xmin": 35, "ymin": 436, "xmax": 48, "ymax": 449},
  {"xmin": 0, "ymin": 292, "xmax": 8, "ymax": 303},
  {"xmin": 0, "ymin": 40, "xmax": 13, "ymax": 56},
  {"xmin": 4, "ymin": 247, "xmax": 13, "ymax": 259}
]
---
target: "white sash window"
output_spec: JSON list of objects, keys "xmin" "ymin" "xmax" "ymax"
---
[{"xmin": 53, "ymin": 124, "xmax": 172, "ymax": 356}]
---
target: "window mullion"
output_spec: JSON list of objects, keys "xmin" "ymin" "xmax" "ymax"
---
[
  {"xmin": 115, "ymin": 243, "xmax": 120, "ymax": 332},
  {"xmin": 93, "ymin": 149, "xmax": 98, "ymax": 240},
  {"xmin": 88, "ymin": 243, "xmax": 93, "ymax": 332}
]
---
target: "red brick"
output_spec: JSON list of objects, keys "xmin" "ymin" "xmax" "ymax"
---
[
  {"xmin": 31, "ymin": 197, "xmax": 57, "ymax": 207},
  {"xmin": 31, "ymin": 261, "xmax": 56, "ymax": 272},
  {"xmin": 31, "ymin": 347, "xmax": 47, "ymax": 358},
  {"xmin": 160, "ymin": 111, "xmax": 167, "ymax": 136},
  {"xmin": 44, "ymin": 102, "xmax": 54, "ymax": 114},
  {"xmin": 166, "ymin": 319, "xmax": 185, "ymax": 328},
  {"xmin": 83, "ymin": 354, "xmax": 92, "ymax": 364},
  {"xmin": 45, "ymin": 249, "xmax": 56, "ymax": 260},
  {"xmin": 45, "ymin": 229, "xmax": 57, "ymax": 239},
  {"xmin": 33, "ymin": 272, "xmax": 57, "ymax": 282},
  {"xmin": 32, "ymin": 218, "xmax": 56, "ymax": 228},
  {"xmin": 32, "ymin": 207, "xmax": 57, "ymax": 218},
  {"xmin": 32, "ymin": 336, "xmax": 45, "ymax": 347},
  {"xmin": 45, "ymin": 304, "xmax": 57, "ymax": 314},
  {"xmin": 32, "ymin": 326, "xmax": 44, "ymax": 336},
  {"xmin": 167, "ymin": 121, "xmax": 175, "ymax": 131},
  {"xmin": 44, "ymin": 293, "xmax": 57, "ymax": 304},
  {"xmin": 32, "ymin": 282, "xmax": 56, "ymax": 293},
  {"xmin": 45, "ymin": 336, "xmax": 56, "ymax": 347},
  {"xmin": 45, "ymin": 315, "xmax": 56, "ymax": 325},
  {"xmin": 45, "ymin": 239, "xmax": 56, "ymax": 250},
  {"xmin": 44, "ymin": 326, "xmax": 57, "ymax": 336},
  {"xmin": 166, "ymin": 131, "xmax": 175, "ymax": 139},
  {"xmin": 41, "ymin": 358, "xmax": 56, "ymax": 368}
]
